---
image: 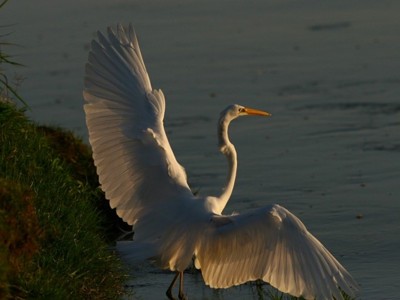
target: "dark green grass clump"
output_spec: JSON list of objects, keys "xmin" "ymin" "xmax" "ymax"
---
[{"xmin": 0, "ymin": 102, "xmax": 127, "ymax": 299}]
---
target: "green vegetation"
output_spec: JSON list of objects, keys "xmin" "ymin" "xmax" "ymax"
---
[
  {"xmin": 0, "ymin": 102, "xmax": 128, "ymax": 299},
  {"xmin": 1, "ymin": 3, "xmax": 128, "ymax": 296}
]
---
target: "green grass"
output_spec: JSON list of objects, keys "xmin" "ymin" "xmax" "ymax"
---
[{"xmin": 0, "ymin": 102, "xmax": 128, "ymax": 299}]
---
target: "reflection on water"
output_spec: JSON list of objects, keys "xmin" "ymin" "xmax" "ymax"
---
[
  {"xmin": 124, "ymin": 263, "xmax": 295, "ymax": 300},
  {"xmin": 3, "ymin": 0, "xmax": 400, "ymax": 299}
]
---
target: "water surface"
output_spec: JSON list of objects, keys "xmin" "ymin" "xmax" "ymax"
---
[{"xmin": 2, "ymin": 1, "xmax": 400, "ymax": 299}]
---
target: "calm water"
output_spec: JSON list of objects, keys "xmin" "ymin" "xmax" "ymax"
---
[{"xmin": 3, "ymin": 1, "xmax": 400, "ymax": 299}]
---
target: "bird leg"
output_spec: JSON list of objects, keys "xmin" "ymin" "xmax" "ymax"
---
[
  {"xmin": 166, "ymin": 272, "xmax": 179, "ymax": 300},
  {"xmin": 166, "ymin": 271, "xmax": 187, "ymax": 300},
  {"xmin": 178, "ymin": 271, "xmax": 186, "ymax": 300}
]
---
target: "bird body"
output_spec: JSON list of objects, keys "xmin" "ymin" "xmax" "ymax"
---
[{"xmin": 83, "ymin": 24, "xmax": 358, "ymax": 300}]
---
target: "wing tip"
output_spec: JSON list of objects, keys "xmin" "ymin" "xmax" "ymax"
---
[{"xmin": 101, "ymin": 23, "xmax": 137, "ymax": 45}]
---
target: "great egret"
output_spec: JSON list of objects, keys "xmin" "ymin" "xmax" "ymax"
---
[{"xmin": 83, "ymin": 24, "xmax": 358, "ymax": 300}]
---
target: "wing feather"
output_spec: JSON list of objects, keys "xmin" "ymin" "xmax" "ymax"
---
[
  {"xmin": 196, "ymin": 204, "xmax": 358, "ymax": 300},
  {"xmin": 83, "ymin": 24, "xmax": 193, "ymax": 228}
]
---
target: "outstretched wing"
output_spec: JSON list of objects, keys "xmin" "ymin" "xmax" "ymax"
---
[
  {"xmin": 195, "ymin": 204, "xmax": 358, "ymax": 300},
  {"xmin": 83, "ymin": 24, "xmax": 193, "ymax": 226}
]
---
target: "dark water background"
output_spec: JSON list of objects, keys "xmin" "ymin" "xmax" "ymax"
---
[{"xmin": 2, "ymin": 1, "xmax": 400, "ymax": 299}]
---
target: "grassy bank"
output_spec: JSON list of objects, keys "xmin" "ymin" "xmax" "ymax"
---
[{"xmin": 0, "ymin": 101, "xmax": 128, "ymax": 299}]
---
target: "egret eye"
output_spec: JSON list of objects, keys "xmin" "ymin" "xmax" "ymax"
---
[{"xmin": 238, "ymin": 107, "xmax": 245, "ymax": 113}]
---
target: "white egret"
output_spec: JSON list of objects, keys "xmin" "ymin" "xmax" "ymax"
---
[{"xmin": 83, "ymin": 24, "xmax": 358, "ymax": 300}]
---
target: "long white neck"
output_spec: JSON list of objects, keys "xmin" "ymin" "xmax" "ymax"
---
[{"xmin": 213, "ymin": 115, "xmax": 237, "ymax": 214}]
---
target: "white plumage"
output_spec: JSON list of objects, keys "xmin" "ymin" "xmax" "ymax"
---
[{"xmin": 83, "ymin": 24, "xmax": 358, "ymax": 300}]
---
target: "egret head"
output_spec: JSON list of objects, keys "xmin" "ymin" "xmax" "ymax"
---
[
  {"xmin": 221, "ymin": 104, "xmax": 271, "ymax": 122},
  {"xmin": 218, "ymin": 104, "xmax": 271, "ymax": 152}
]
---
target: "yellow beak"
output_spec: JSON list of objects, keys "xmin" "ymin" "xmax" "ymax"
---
[{"xmin": 244, "ymin": 107, "xmax": 272, "ymax": 117}]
